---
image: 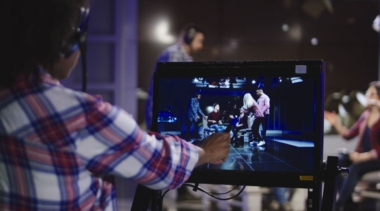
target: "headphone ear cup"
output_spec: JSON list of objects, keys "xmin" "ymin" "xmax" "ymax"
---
[
  {"xmin": 60, "ymin": 7, "xmax": 89, "ymax": 58},
  {"xmin": 184, "ymin": 28, "xmax": 196, "ymax": 45},
  {"xmin": 60, "ymin": 31, "xmax": 87, "ymax": 58}
]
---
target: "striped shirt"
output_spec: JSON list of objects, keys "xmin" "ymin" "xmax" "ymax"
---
[{"xmin": 0, "ymin": 68, "xmax": 198, "ymax": 211}]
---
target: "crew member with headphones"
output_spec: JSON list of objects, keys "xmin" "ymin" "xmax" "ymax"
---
[
  {"xmin": 145, "ymin": 23, "xmax": 205, "ymax": 130},
  {"xmin": 0, "ymin": 1, "xmax": 229, "ymax": 210}
]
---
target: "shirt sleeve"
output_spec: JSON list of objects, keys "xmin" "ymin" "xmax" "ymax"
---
[
  {"xmin": 197, "ymin": 104, "xmax": 205, "ymax": 117},
  {"xmin": 262, "ymin": 96, "xmax": 270, "ymax": 113},
  {"xmin": 190, "ymin": 98, "xmax": 198, "ymax": 116},
  {"xmin": 342, "ymin": 112, "xmax": 365, "ymax": 140},
  {"xmin": 75, "ymin": 98, "xmax": 199, "ymax": 190}
]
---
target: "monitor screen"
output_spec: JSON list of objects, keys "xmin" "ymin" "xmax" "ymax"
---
[{"xmin": 152, "ymin": 60, "xmax": 325, "ymax": 189}]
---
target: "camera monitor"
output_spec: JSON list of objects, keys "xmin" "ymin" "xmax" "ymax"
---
[{"xmin": 152, "ymin": 60, "xmax": 325, "ymax": 189}]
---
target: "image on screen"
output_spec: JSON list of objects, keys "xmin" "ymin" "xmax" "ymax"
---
[{"xmin": 155, "ymin": 75, "xmax": 318, "ymax": 174}]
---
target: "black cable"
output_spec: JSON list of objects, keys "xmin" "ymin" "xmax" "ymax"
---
[
  {"xmin": 161, "ymin": 189, "xmax": 171, "ymax": 199},
  {"xmin": 208, "ymin": 185, "xmax": 240, "ymax": 195},
  {"xmin": 79, "ymin": 38, "xmax": 87, "ymax": 92},
  {"xmin": 184, "ymin": 183, "xmax": 241, "ymax": 195},
  {"xmin": 185, "ymin": 184, "xmax": 246, "ymax": 201},
  {"xmin": 161, "ymin": 184, "xmax": 246, "ymax": 201}
]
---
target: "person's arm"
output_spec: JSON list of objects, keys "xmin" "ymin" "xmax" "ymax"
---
[
  {"xmin": 262, "ymin": 96, "xmax": 270, "ymax": 113},
  {"xmin": 77, "ymin": 97, "xmax": 229, "ymax": 190},
  {"xmin": 190, "ymin": 98, "xmax": 198, "ymax": 117},
  {"xmin": 324, "ymin": 110, "xmax": 363, "ymax": 139},
  {"xmin": 76, "ymin": 98, "xmax": 198, "ymax": 190},
  {"xmin": 197, "ymin": 103, "xmax": 205, "ymax": 117},
  {"xmin": 207, "ymin": 113, "xmax": 216, "ymax": 124},
  {"xmin": 350, "ymin": 151, "xmax": 377, "ymax": 163},
  {"xmin": 253, "ymin": 103, "xmax": 264, "ymax": 117}
]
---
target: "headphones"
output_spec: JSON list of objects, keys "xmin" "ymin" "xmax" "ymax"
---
[
  {"xmin": 60, "ymin": 7, "xmax": 90, "ymax": 58},
  {"xmin": 183, "ymin": 24, "xmax": 203, "ymax": 45}
]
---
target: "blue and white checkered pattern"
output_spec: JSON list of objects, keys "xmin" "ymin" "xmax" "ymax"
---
[{"xmin": 0, "ymin": 68, "xmax": 199, "ymax": 210}]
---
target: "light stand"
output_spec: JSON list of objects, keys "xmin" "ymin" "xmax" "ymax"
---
[
  {"xmin": 131, "ymin": 184, "xmax": 163, "ymax": 211},
  {"xmin": 320, "ymin": 156, "xmax": 349, "ymax": 211}
]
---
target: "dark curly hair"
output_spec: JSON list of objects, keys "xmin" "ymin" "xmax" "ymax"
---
[{"xmin": 0, "ymin": 0, "xmax": 87, "ymax": 88}]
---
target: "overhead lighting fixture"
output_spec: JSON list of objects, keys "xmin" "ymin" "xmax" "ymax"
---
[
  {"xmin": 282, "ymin": 24, "xmax": 289, "ymax": 32},
  {"xmin": 291, "ymin": 77, "xmax": 303, "ymax": 84},
  {"xmin": 373, "ymin": 15, "xmax": 380, "ymax": 33},
  {"xmin": 311, "ymin": 37, "xmax": 318, "ymax": 46},
  {"xmin": 155, "ymin": 20, "xmax": 175, "ymax": 44},
  {"xmin": 288, "ymin": 24, "xmax": 302, "ymax": 41},
  {"xmin": 341, "ymin": 95, "xmax": 349, "ymax": 104}
]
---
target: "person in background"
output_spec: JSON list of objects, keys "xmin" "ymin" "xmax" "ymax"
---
[
  {"xmin": 231, "ymin": 108, "xmax": 248, "ymax": 147},
  {"xmin": 207, "ymin": 103, "xmax": 227, "ymax": 132},
  {"xmin": 186, "ymin": 92, "xmax": 207, "ymax": 139},
  {"xmin": 254, "ymin": 87, "xmax": 270, "ymax": 146},
  {"xmin": 267, "ymin": 187, "xmax": 294, "ymax": 211},
  {"xmin": 325, "ymin": 81, "xmax": 380, "ymax": 211},
  {"xmin": 145, "ymin": 23, "xmax": 205, "ymax": 130},
  {"xmin": 241, "ymin": 93, "xmax": 264, "ymax": 145},
  {"xmin": 0, "ymin": 1, "xmax": 229, "ymax": 210}
]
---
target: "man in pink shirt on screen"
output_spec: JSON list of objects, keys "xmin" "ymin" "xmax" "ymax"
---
[{"xmin": 252, "ymin": 87, "xmax": 270, "ymax": 146}]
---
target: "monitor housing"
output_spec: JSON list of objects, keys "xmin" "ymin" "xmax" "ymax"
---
[{"xmin": 152, "ymin": 60, "xmax": 325, "ymax": 190}]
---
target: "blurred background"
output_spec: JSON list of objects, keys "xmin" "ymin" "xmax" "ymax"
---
[
  {"xmin": 61, "ymin": 0, "xmax": 379, "ymax": 129},
  {"xmin": 60, "ymin": 0, "xmax": 379, "ymax": 210},
  {"xmin": 137, "ymin": 0, "xmax": 379, "ymax": 130}
]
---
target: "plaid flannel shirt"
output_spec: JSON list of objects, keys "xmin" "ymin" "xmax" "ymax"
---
[{"xmin": 0, "ymin": 69, "xmax": 198, "ymax": 211}]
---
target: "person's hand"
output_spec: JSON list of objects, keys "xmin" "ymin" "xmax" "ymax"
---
[
  {"xmin": 196, "ymin": 133, "xmax": 230, "ymax": 166},
  {"xmin": 349, "ymin": 152, "xmax": 359, "ymax": 162},
  {"xmin": 350, "ymin": 152, "xmax": 373, "ymax": 163},
  {"xmin": 197, "ymin": 115, "xmax": 200, "ymax": 120},
  {"xmin": 218, "ymin": 120, "xmax": 222, "ymax": 125},
  {"xmin": 324, "ymin": 110, "xmax": 339, "ymax": 126}
]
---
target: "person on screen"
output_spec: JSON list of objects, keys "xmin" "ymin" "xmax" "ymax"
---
[
  {"xmin": 325, "ymin": 81, "xmax": 380, "ymax": 211},
  {"xmin": 241, "ymin": 93, "xmax": 264, "ymax": 145},
  {"xmin": 252, "ymin": 87, "xmax": 270, "ymax": 146},
  {"xmin": 145, "ymin": 23, "xmax": 205, "ymax": 130},
  {"xmin": 0, "ymin": 1, "xmax": 229, "ymax": 210},
  {"xmin": 186, "ymin": 92, "xmax": 207, "ymax": 139},
  {"xmin": 207, "ymin": 103, "xmax": 227, "ymax": 132},
  {"xmin": 231, "ymin": 108, "xmax": 248, "ymax": 147}
]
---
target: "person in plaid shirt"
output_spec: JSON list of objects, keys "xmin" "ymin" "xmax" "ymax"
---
[{"xmin": 0, "ymin": 1, "xmax": 229, "ymax": 210}]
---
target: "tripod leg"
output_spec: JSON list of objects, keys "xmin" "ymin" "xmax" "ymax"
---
[
  {"xmin": 131, "ymin": 184, "xmax": 152, "ymax": 211},
  {"xmin": 321, "ymin": 156, "xmax": 339, "ymax": 211}
]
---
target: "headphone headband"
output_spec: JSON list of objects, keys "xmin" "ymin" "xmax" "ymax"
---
[{"xmin": 60, "ymin": 6, "xmax": 89, "ymax": 58}]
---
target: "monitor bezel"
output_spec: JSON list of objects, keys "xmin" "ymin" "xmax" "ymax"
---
[{"xmin": 152, "ymin": 60, "xmax": 325, "ymax": 189}]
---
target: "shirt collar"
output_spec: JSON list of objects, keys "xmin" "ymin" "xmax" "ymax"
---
[{"xmin": 36, "ymin": 66, "xmax": 61, "ymax": 86}]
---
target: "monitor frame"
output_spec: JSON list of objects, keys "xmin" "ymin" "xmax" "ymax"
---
[{"xmin": 152, "ymin": 60, "xmax": 325, "ymax": 190}]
